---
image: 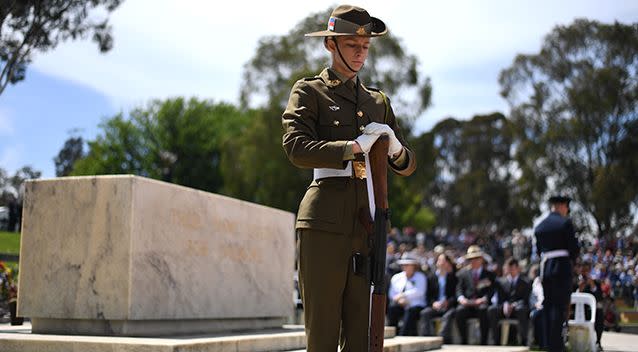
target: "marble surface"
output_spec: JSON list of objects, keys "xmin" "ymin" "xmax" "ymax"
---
[{"xmin": 18, "ymin": 175, "xmax": 295, "ymax": 335}]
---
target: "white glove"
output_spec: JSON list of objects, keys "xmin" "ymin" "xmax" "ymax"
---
[
  {"xmin": 354, "ymin": 133, "xmax": 380, "ymax": 154},
  {"xmin": 363, "ymin": 122, "xmax": 403, "ymax": 156}
]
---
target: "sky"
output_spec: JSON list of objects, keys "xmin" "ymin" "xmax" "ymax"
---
[{"xmin": 1, "ymin": 0, "xmax": 637, "ymax": 179}]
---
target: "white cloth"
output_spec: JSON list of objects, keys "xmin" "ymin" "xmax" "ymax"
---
[
  {"xmin": 388, "ymin": 271, "xmax": 427, "ymax": 308},
  {"xmin": 531, "ymin": 276, "xmax": 544, "ymax": 308},
  {"xmin": 354, "ymin": 133, "xmax": 380, "ymax": 154},
  {"xmin": 364, "ymin": 152, "xmax": 375, "ymax": 218}
]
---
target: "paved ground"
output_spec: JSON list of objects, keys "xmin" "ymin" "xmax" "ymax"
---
[{"xmin": 600, "ymin": 331, "xmax": 638, "ymax": 352}]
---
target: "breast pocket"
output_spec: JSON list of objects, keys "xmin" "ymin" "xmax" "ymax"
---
[
  {"xmin": 297, "ymin": 179, "xmax": 346, "ymax": 224},
  {"xmin": 317, "ymin": 106, "xmax": 355, "ymax": 141}
]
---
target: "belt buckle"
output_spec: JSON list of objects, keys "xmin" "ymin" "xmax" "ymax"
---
[{"xmin": 353, "ymin": 161, "xmax": 366, "ymax": 179}]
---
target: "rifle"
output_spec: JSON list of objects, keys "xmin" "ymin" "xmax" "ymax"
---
[{"xmin": 363, "ymin": 135, "xmax": 390, "ymax": 352}]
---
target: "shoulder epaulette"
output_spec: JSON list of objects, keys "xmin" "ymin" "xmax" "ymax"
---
[
  {"xmin": 363, "ymin": 86, "xmax": 390, "ymax": 123},
  {"xmin": 303, "ymin": 76, "xmax": 322, "ymax": 82}
]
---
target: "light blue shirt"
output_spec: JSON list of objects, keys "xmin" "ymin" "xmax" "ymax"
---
[{"xmin": 436, "ymin": 270, "xmax": 447, "ymax": 302}]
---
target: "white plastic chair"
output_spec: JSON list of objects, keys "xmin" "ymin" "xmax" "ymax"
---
[{"xmin": 568, "ymin": 292, "xmax": 597, "ymax": 352}]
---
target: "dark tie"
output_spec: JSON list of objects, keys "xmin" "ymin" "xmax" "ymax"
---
[{"xmin": 346, "ymin": 79, "xmax": 356, "ymax": 94}]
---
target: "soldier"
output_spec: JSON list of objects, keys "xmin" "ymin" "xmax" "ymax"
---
[
  {"xmin": 282, "ymin": 4, "xmax": 416, "ymax": 351},
  {"xmin": 534, "ymin": 195, "xmax": 579, "ymax": 352}
]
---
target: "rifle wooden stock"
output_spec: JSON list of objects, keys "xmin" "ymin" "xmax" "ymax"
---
[{"xmin": 368, "ymin": 135, "xmax": 389, "ymax": 352}]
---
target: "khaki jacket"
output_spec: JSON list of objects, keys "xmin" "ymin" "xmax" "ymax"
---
[{"xmin": 282, "ymin": 68, "xmax": 416, "ymax": 234}]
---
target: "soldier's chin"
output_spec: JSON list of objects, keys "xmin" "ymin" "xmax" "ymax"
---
[{"xmin": 351, "ymin": 62, "xmax": 364, "ymax": 71}]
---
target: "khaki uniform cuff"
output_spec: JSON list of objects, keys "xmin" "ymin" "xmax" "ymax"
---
[
  {"xmin": 343, "ymin": 141, "xmax": 356, "ymax": 160},
  {"xmin": 390, "ymin": 148, "xmax": 407, "ymax": 168}
]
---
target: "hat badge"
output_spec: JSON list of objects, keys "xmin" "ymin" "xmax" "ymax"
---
[{"xmin": 356, "ymin": 26, "xmax": 366, "ymax": 35}]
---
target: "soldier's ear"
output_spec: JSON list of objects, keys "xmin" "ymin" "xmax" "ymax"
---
[{"xmin": 324, "ymin": 37, "xmax": 336, "ymax": 52}]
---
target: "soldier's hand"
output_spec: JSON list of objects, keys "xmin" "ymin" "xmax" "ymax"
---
[
  {"xmin": 363, "ymin": 122, "xmax": 403, "ymax": 157},
  {"xmin": 354, "ymin": 133, "xmax": 380, "ymax": 154}
]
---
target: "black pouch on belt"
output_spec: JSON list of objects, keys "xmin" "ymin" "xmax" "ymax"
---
[{"xmin": 352, "ymin": 252, "xmax": 369, "ymax": 278}]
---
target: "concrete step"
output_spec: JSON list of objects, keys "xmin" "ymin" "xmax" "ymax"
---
[
  {"xmin": 1, "ymin": 322, "xmax": 442, "ymax": 352},
  {"xmin": 286, "ymin": 336, "xmax": 443, "ymax": 352},
  {"xmin": 440, "ymin": 345, "xmax": 528, "ymax": 352}
]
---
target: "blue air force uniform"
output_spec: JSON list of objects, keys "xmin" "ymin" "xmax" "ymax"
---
[{"xmin": 534, "ymin": 209, "xmax": 579, "ymax": 351}]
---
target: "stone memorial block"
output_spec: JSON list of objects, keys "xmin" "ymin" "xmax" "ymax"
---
[{"xmin": 18, "ymin": 175, "xmax": 295, "ymax": 336}]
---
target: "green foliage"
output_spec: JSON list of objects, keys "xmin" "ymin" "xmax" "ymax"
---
[
  {"xmin": 0, "ymin": 0, "xmax": 123, "ymax": 95},
  {"xmin": 220, "ymin": 106, "xmax": 311, "ymax": 211},
  {"xmin": 0, "ymin": 231, "xmax": 20, "ymax": 254},
  {"xmin": 499, "ymin": 18, "xmax": 638, "ymax": 237},
  {"xmin": 54, "ymin": 135, "xmax": 84, "ymax": 177},
  {"xmin": 422, "ymin": 113, "xmax": 533, "ymax": 232},
  {"xmin": 72, "ymin": 98, "xmax": 251, "ymax": 194}
]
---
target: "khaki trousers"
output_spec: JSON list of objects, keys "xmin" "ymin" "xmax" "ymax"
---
[{"xmin": 298, "ymin": 228, "xmax": 370, "ymax": 352}]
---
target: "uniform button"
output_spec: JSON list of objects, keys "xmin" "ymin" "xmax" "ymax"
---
[
  {"xmin": 333, "ymin": 120, "xmax": 340, "ymax": 126},
  {"xmin": 359, "ymin": 126, "xmax": 365, "ymax": 132},
  {"xmin": 357, "ymin": 111, "xmax": 364, "ymax": 117}
]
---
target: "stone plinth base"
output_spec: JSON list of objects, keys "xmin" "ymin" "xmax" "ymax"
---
[{"xmin": 31, "ymin": 317, "xmax": 286, "ymax": 336}]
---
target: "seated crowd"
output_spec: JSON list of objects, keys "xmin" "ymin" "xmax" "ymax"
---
[{"xmin": 383, "ymin": 227, "xmax": 637, "ymax": 348}]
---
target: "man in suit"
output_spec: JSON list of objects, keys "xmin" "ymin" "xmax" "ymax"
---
[
  {"xmin": 488, "ymin": 257, "xmax": 532, "ymax": 345},
  {"xmin": 418, "ymin": 253, "xmax": 457, "ymax": 344},
  {"xmin": 534, "ymin": 195, "xmax": 579, "ymax": 352},
  {"xmin": 454, "ymin": 245, "xmax": 496, "ymax": 345},
  {"xmin": 282, "ymin": 5, "xmax": 416, "ymax": 351}
]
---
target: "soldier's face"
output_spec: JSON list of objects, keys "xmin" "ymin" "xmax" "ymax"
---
[
  {"xmin": 329, "ymin": 36, "xmax": 370, "ymax": 73},
  {"xmin": 555, "ymin": 203, "xmax": 569, "ymax": 217}
]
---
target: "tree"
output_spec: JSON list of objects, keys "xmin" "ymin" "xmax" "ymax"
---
[
  {"xmin": 499, "ymin": 19, "xmax": 638, "ymax": 238},
  {"xmin": 0, "ymin": 165, "xmax": 41, "ymax": 232},
  {"xmin": 54, "ymin": 134, "xmax": 84, "ymax": 177},
  {"xmin": 0, "ymin": 0, "xmax": 123, "ymax": 95},
  {"xmin": 71, "ymin": 98, "xmax": 250, "ymax": 195},
  {"xmin": 220, "ymin": 106, "xmax": 311, "ymax": 211},
  {"xmin": 238, "ymin": 7, "xmax": 434, "ymax": 224},
  {"xmin": 424, "ymin": 113, "xmax": 532, "ymax": 232}
]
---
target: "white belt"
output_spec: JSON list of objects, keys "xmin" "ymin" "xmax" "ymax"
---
[
  {"xmin": 541, "ymin": 249, "xmax": 569, "ymax": 259},
  {"xmin": 539, "ymin": 249, "xmax": 569, "ymax": 282},
  {"xmin": 313, "ymin": 154, "xmax": 376, "ymax": 219},
  {"xmin": 313, "ymin": 161, "xmax": 354, "ymax": 179}
]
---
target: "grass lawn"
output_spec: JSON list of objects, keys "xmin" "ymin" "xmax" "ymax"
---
[{"xmin": 0, "ymin": 231, "xmax": 20, "ymax": 254}]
